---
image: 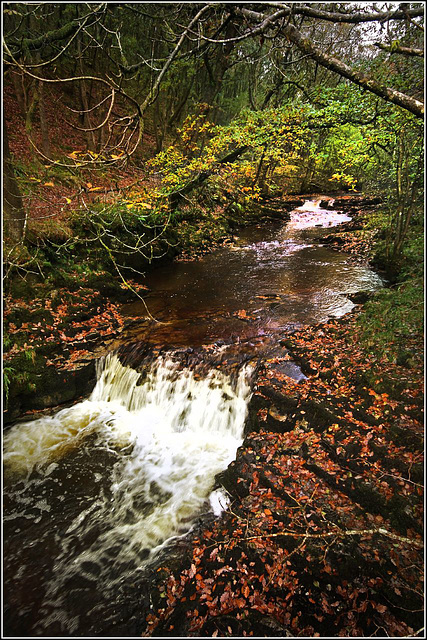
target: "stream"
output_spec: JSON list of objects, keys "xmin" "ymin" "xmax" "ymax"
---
[{"xmin": 3, "ymin": 199, "xmax": 383, "ymax": 637}]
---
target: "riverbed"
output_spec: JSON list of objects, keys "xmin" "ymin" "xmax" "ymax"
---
[{"xmin": 3, "ymin": 200, "xmax": 383, "ymax": 636}]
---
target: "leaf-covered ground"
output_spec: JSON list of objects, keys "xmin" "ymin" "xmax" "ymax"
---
[
  {"xmin": 140, "ymin": 313, "xmax": 424, "ymax": 638},
  {"xmin": 4, "ymin": 74, "xmax": 423, "ymax": 635},
  {"xmin": 2, "ymin": 275, "xmax": 145, "ymax": 422}
]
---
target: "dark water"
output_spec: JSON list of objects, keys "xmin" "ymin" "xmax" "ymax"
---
[
  {"xmin": 122, "ymin": 205, "xmax": 381, "ymax": 346},
  {"xmin": 3, "ymin": 202, "xmax": 383, "ymax": 637}
]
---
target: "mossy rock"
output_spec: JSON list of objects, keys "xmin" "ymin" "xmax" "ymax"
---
[{"xmin": 4, "ymin": 359, "xmax": 96, "ymax": 425}]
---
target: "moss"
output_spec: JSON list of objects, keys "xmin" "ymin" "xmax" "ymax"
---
[{"xmin": 9, "ymin": 279, "xmax": 37, "ymax": 299}]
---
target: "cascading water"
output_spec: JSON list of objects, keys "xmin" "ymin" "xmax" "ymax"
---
[
  {"xmin": 289, "ymin": 198, "xmax": 352, "ymax": 229},
  {"xmin": 3, "ymin": 198, "xmax": 384, "ymax": 636},
  {"xmin": 3, "ymin": 353, "xmax": 253, "ymax": 636}
]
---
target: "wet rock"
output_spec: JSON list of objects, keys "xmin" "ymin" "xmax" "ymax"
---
[
  {"xmin": 269, "ymin": 361, "xmax": 307, "ymax": 382},
  {"xmin": 299, "ymin": 398, "xmax": 343, "ymax": 432},
  {"xmin": 348, "ymin": 291, "xmax": 373, "ymax": 304},
  {"xmin": 266, "ymin": 405, "xmax": 294, "ymax": 432},
  {"xmin": 256, "ymin": 385, "xmax": 300, "ymax": 410},
  {"xmin": 245, "ymin": 393, "xmax": 269, "ymax": 433},
  {"xmin": 216, "ymin": 459, "xmax": 250, "ymax": 499},
  {"xmin": 333, "ymin": 195, "xmax": 382, "ymax": 208},
  {"xmin": 3, "ymin": 361, "xmax": 97, "ymax": 425}
]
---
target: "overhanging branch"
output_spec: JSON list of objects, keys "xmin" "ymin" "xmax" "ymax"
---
[
  {"xmin": 235, "ymin": 6, "xmax": 424, "ymax": 119},
  {"xmin": 375, "ymin": 42, "xmax": 424, "ymax": 57}
]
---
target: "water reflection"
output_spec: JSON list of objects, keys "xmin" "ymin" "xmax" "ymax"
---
[{"xmin": 122, "ymin": 205, "xmax": 382, "ymax": 345}]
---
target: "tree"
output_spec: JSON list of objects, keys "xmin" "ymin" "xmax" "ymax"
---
[
  {"xmin": 3, "ymin": 2, "xmax": 424, "ymax": 257},
  {"xmin": 3, "ymin": 118, "xmax": 26, "ymax": 242}
]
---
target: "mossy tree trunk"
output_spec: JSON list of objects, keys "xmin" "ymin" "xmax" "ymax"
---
[{"xmin": 3, "ymin": 119, "xmax": 26, "ymax": 242}]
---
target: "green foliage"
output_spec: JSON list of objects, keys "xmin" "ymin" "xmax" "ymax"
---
[
  {"xmin": 3, "ymin": 366, "xmax": 15, "ymax": 407},
  {"xmin": 361, "ymin": 215, "xmax": 423, "ymax": 363},
  {"xmin": 149, "ymin": 101, "xmax": 364, "ymax": 200},
  {"xmin": 401, "ymin": 231, "xmax": 424, "ymax": 278},
  {"xmin": 357, "ymin": 276, "xmax": 423, "ymax": 364}
]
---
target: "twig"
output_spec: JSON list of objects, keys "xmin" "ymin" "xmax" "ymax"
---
[{"xmin": 221, "ymin": 527, "xmax": 423, "ymax": 548}]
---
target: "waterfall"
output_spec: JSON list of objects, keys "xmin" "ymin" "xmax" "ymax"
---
[
  {"xmin": 289, "ymin": 197, "xmax": 352, "ymax": 229},
  {"xmin": 4, "ymin": 353, "xmax": 253, "ymax": 530},
  {"xmin": 297, "ymin": 198, "xmax": 322, "ymax": 211},
  {"xmin": 4, "ymin": 353, "xmax": 253, "ymax": 633}
]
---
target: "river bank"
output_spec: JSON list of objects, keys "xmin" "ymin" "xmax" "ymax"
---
[
  {"xmin": 140, "ymin": 311, "xmax": 423, "ymax": 638},
  {"xmin": 131, "ymin": 195, "xmax": 423, "ymax": 638},
  {"xmin": 3, "ymin": 193, "xmax": 423, "ymax": 638},
  {"xmin": 3, "ymin": 193, "xmax": 307, "ymax": 424},
  {"xmin": 3, "ymin": 192, "xmax": 373, "ymax": 424}
]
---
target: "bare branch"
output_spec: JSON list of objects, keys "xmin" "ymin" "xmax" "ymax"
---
[
  {"xmin": 4, "ymin": 3, "xmax": 107, "ymax": 63},
  {"xmin": 218, "ymin": 526, "xmax": 423, "ymax": 548},
  {"xmin": 234, "ymin": 7, "xmax": 424, "ymax": 119},
  {"xmin": 257, "ymin": 3, "xmax": 425, "ymax": 24},
  {"xmin": 140, "ymin": 4, "xmax": 213, "ymax": 113},
  {"xmin": 64, "ymin": 90, "xmax": 115, "ymax": 133}
]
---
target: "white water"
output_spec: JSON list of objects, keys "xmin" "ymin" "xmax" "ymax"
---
[
  {"xmin": 4, "ymin": 353, "xmax": 253, "ymax": 633},
  {"xmin": 289, "ymin": 198, "xmax": 351, "ymax": 229}
]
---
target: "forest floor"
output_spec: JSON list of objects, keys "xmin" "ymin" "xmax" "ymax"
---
[
  {"xmin": 3, "ymin": 80, "xmax": 424, "ymax": 638},
  {"xmin": 139, "ymin": 304, "xmax": 423, "ymax": 638}
]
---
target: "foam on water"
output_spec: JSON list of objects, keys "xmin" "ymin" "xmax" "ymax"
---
[
  {"xmin": 289, "ymin": 198, "xmax": 351, "ymax": 229},
  {"xmin": 4, "ymin": 354, "xmax": 253, "ymax": 633},
  {"xmin": 3, "ymin": 400, "xmax": 115, "ymax": 477}
]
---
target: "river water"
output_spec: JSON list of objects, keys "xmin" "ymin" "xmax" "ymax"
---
[
  {"xmin": 123, "ymin": 200, "xmax": 377, "ymax": 346},
  {"xmin": 3, "ymin": 200, "xmax": 383, "ymax": 637}
]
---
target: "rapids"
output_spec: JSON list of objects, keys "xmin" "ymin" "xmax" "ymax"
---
[
  {"xmin": 4, "ymin": 354, "xmax": 253, "ymax": 635},
  {"xmin": 3, "ymin": 198, "xmax": 383, "ymax": 636}
]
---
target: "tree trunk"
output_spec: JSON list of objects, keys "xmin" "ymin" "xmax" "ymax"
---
[
  {"xmin": 39, "ymin": 80, "xmax": 50, "ymax": 157},
  {"xmin": 169, "ymin": 145, "xmax": 248, "ymax": 207},
  {"xmin": 11, "ymin": 70, "xmax": 26, "ymax": 118},
  {"xmin": 3, "ymin": 120, "xmax": 26, "ymax": 242},
  {"xmin": 25, "ymin": 82, "xmax": 39, "ymax": 135}
]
